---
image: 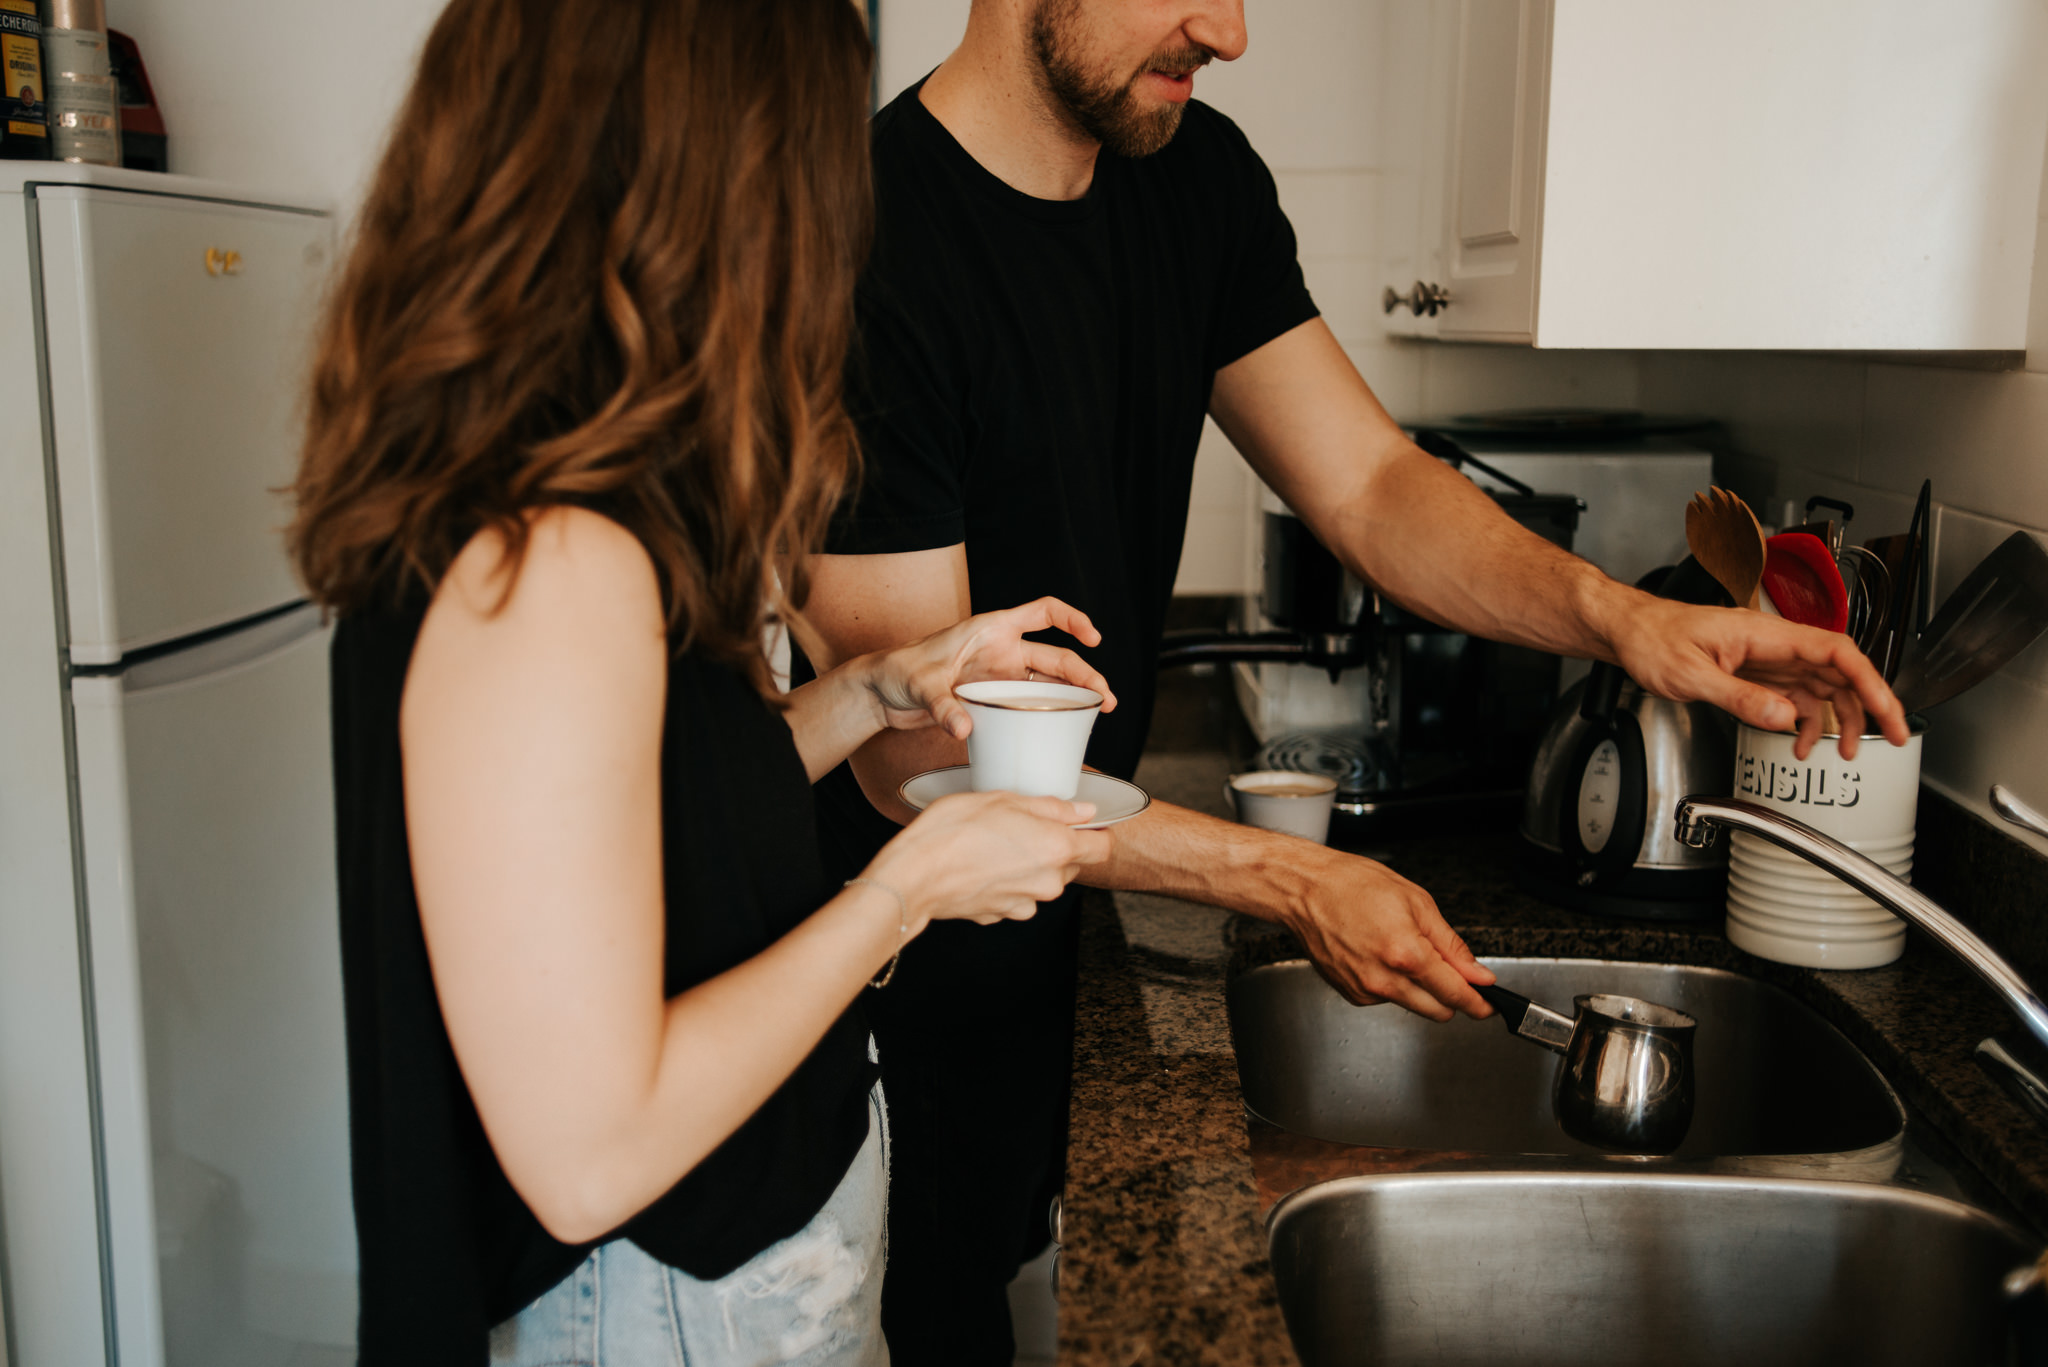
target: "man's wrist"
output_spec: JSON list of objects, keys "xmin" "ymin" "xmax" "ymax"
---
[
  {"xmin": 1212, "ymin": 819, "xmax": 1338, "ymax": 930},
  {"xmin": 1570, "ymin": 569, "xmax": 1643, "ymax": 666}
]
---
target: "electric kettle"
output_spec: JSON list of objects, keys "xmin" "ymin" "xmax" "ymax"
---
[{"xmin": 1519, "ymin": 560, "xmax": 1735, "ymax": 920}]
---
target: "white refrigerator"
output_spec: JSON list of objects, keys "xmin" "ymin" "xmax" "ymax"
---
[{"xmin": 0, "ymin": 166, "xmax": 354, "ymax": 1366}]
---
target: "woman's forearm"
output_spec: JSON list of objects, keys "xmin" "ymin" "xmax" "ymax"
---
[
  {"xmin": 782, "ymin": 654, "xmax": 887, "ymax": 780},
  {"xmin": 505, "ymin": 880, "xmax": 906, "ymax": 1243}
]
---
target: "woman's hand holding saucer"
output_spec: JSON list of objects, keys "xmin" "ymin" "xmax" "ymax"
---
[
  {"xmin": 863, "ymin": 596, "xmax": 1117, "ymax": 738},
  {"xmin": 866, "ymin": 790, "xmax": 1114, "ymax": 929}
]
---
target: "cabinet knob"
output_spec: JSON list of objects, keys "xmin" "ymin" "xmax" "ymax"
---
[{"xmin": 1381, "ymin": 281, "xmax": 1452, "ymax": 317}]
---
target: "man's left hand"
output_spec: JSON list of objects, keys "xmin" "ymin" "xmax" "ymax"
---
[{"xmin": 1607, "ymin": 597, "xmax": 1909, "ymax": 760}]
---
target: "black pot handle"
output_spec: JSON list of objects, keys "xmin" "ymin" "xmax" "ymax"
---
[
  {"xmin": 1477, "ymin": 983, "xmax": 1531, "ymax": 1030},
  {"xmin": 1411, "ymin": 428, "xmax": 1538, "ymax": 497},
  {"xmin": 1805, "ymin": 495, "xmax": 1855, "ymax": 526}
]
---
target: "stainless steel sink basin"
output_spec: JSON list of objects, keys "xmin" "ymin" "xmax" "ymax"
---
[
  {"xmin": 1268, "ymin": 1172, "xmax": 2043, "ymax": 1367},
  {"xmin": 1229, "ymin": 958, "xmax": 1905, "ymax": 1171}
]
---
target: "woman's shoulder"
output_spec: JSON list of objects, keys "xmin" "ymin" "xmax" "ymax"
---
[
  {"xmin": 411, "ymin": 507, "xmax": 668, "ymax": 709},
  {"xmin": 442, "ymin": 505, "xmax": 656, "ymax": 619}
]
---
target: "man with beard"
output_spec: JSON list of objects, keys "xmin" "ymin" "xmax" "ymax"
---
[{"xmin": 796, "ymin": 2, "xmax": 1906, "ymax": 1361}]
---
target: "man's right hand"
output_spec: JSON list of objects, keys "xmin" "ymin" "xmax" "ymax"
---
[
  {"xmin": 1269, "ymin": 842, "xmax": 1496, "ymax": 1020},
  {"xmin": 1081, "ymin": 796, "xmax": 1496, "ymax": 1023}
]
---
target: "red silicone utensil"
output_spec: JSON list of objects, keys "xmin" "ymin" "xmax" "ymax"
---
[{"xmin": 1763, "ymin": 532, "xmax": 1849, "ymax": 633}]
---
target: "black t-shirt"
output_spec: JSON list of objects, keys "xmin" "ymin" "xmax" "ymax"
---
[
  {"xmin": 807, "ymin": 82, "xmax": 1318, "ymax": 876},
  {"xmin": 331, "ymin": 589, "xmax": 876, "ymax": 1365}
]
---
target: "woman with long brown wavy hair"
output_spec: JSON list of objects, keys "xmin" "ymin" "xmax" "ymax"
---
[{"xmin": 290, "ymin": 1, "xmax": 1115, "ymax": 1360}]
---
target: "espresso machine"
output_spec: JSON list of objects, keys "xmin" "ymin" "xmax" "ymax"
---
[
  {"xmin": 1160, "ymin": 433, "xmax": 1582, "ymax": 839},
  {"xmin": 1158, "ymin": 420, "xmax": 1714, "ymax": 842}
]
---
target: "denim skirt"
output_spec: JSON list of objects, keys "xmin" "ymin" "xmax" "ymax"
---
[{"xmin": 489, "ymin": 1083, "xmax": 889, "ymax": 1367}]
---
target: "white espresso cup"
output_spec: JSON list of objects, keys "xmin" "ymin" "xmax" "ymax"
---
[
  {"xmin": 956, "ymin": 680, "xmax": 1103, "ymax": 799},
  {"xmin": 1227, "ymin": 770, "xmax": 1339, "ymax": 844}
]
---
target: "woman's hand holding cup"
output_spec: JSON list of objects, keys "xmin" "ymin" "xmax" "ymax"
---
[{"xmin": 861, "ymin": 597, "xmax": 1117, "ymax": 741}]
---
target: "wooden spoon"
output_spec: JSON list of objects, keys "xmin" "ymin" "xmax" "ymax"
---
[{"xmin": 1685, "ymin": 487, "xmax": 1766, "ymax": 610}]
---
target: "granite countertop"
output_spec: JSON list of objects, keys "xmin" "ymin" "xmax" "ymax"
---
[{"xmin": 1054, "ymin": 673, "xmax": 2048, "ymax": 1367}]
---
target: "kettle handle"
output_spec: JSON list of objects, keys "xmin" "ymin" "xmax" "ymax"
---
[
  {"xmin": 1557, "ymin": 702, "xmax": 1650, "ymax": 885},
  {"xmin": 1579, "ymin": 660, "xmax": 1625, "ymax": 722}
]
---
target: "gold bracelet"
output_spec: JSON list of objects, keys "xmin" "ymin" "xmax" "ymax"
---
[{"xmin": 845, "ymin": 877, "xmax": 908, "ymax": 988}]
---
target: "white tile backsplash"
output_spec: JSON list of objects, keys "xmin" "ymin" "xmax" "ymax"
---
[
  {"xmin": 1863, "ymin": 365, "xmax": 2048, "ymax": 527},
  {"xmin": 1756, "ymin": 469, "xmax": 1920, "ymax": 545},
  {"xmin": 1736, "ymin": 357, "xmax": 1867, "ymax": 485},
  {"xmin": 1174, "ymin": 420, "xmax": 1254, "ymax": 596},
  {"xmin": 1640, "ymin": 353, "xmax": 1865, "ymax": 486},
  {"xmin": 1926, "ymin": 508, "xmax": 2048, "ymax": 695},
  {"xmin": 1921, "ymin": 668, "xmax": 2048, "ymax": 859},
  {"xmin": 1175, "ymin": 505, "xmax": 1248, "ymax": 596},
  {"xmin": 1416, "ymin": 346, "xmax": 1642, "ymax": 419},
  {"xmin": 1300, "ymin": 257, "xmax": 1383, "ymax": 348},
  {"xmin": 1352, "ymin": 339, "xmax": 1427, "ymax": 424},
  {"xmin": 2029, "ymin": 129, "xmax": 2048, "ymax": 374}
]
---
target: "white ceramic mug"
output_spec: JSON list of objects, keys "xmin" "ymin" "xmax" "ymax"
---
[
  {"xmin": 956, "ymin": 680, "xmax": 1102, "ymax": 799},
  {"xmin": 1725, "ymin": 719, "xmax": 1925, "ymax": 970},
  {"xmin": 1227, "ymin": 770, "xmax": 1339, "ymax": 844}
]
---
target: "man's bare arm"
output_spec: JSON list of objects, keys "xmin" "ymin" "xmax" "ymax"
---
[
  {"xmin": 1080, "ymin": 799, "xmax": 1488, "ymax": 1019},
  {"xmin": 1210, "ymin": 318, "xmax": 1906, "ymax": 757}
]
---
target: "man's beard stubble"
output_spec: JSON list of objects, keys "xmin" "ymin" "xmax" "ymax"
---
[{"xmin": 1028, "ymin": 0, "xmax": 1210, "ymax": 159}]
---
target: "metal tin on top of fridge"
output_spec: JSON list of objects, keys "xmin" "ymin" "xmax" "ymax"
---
[{"xmin": 41, "ymin": 0, "xmax": 118, "ymax": 165}]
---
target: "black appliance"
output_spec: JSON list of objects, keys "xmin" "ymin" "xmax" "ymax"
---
[{"xmin": 1160, "ymin": 433, "xmax": 1582, "ymax": 840}]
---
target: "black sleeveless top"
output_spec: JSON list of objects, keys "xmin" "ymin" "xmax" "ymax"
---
[{"xmin": 329, "ymin": 589, "xmax": 877, "ymax": 1365}]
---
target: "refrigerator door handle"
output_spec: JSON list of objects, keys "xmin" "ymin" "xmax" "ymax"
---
[{"xmin": 108, "ymin": 602, "xmax": 323, "ymax": 694}]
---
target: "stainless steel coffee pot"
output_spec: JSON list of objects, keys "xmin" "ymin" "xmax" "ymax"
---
[{"xmin": 1478, "ymin": 983, "xmax": 1698, "ymax": 1154}]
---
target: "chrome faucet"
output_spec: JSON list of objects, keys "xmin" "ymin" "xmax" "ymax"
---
[
  {"xmin": 1672, "ymin": 787, "xmax": 2048, "ymax": 1053},
  {"xmin": 1676, "ymin": 788, "xmax": 2048, "ymax": 1300}
]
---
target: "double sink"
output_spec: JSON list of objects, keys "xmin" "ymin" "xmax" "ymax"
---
[{"xmin": 1229, "ymin": 958, "xmax": 2045, "ymax": 1366}]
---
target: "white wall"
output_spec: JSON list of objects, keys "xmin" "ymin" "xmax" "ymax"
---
[
  {"xmin": 104, "ymin": 0, "xmax": 439, "ymax": 213},
  {"xmin": 877, "ymin": 0, "xmax": 967, "ymax": 106}
]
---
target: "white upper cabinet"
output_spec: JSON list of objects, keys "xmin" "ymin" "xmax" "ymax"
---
[{"xmin": 1380, "ymin": 0, "xmax": 2048, "ymax": 349}]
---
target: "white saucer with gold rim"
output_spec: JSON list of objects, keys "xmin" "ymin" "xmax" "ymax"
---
[{"xmin": 897, "ymin": 766, "xmax": 1151, "ymax": 830}]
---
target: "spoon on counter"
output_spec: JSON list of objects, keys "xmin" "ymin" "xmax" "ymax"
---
[{"xmin": 1685, "ymin": 487, "xmax": 1766, "ymax": 611}]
